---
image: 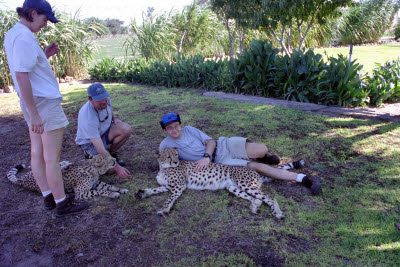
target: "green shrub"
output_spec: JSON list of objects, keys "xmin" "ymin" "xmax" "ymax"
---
[
  {"xmin": 235, "ymin": 40, "xmax": 279, "ymax": 96},
  {"xmin": 273, "ymin": 49, "xmax": 325, "ymax": 103},
  {"xmin": 365, "ymin": 59, "xmax": 400, "ymax": 106},
  {"xmin": 89, "ymin": 40, "xmax": 400, "ymax": 108},
  {"xmin": 317, "ymin": 54, "xmax": 367, "ymax": 107}
]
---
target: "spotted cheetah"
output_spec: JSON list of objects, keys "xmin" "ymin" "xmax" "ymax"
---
[
  {"xmin": 7, "ymin": 153, "xmax": 129, "ymax": 200},
  {"xmin": 135, "ymin": 147, "xmax": 286, "ymax": 219}
]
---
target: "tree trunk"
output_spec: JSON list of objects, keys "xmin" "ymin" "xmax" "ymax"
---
[
  {"xmin": 238, "ymin": 26, "xmax": 246, "ymax": 54},
  {"xmin": 178, "ymin": 30, "xmax": 187, "ymax": 55},
  {"xmin": 298, "ymin": 18, "xmax": 314, "ymax": 51},
  {"xmin": 225, "ymin": 20, "xmax": 234, "ymax": 57},
  {"xmin": 270, "ymin": 27, "xmax": 290, "ymax": 57}
]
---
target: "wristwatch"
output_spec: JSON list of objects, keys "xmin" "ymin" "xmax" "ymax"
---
[{"xmin": 203, "ymin": 153, "xmax": 211, "ymax": 158}]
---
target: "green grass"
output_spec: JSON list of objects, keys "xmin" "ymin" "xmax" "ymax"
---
[
  {"xmin": 314, "ymin": 44, "xmax": 400, "ymax": 75},
  {"xmin": 3, "ymin": 83, "xmax": 399, "ymax": 265},
  {"xmin": 91, "ymin": 35, "xmax": 136, "ymax": 64},
  {"xmin": 61, "ymin": 83, "xmax": 399, "ymax": 265}
]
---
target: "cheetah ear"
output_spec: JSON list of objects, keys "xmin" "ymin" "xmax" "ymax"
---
[{"xmin": 154, "ymin": 149, "xmax": 160, "ymax": 158}]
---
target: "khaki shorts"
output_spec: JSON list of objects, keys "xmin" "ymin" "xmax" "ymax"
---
[
  {"xmin": 19, "ymin": 95, "xmax": 69, "ymax": 132},
  {"xmin": 214, "ymin": 137, "xmax": 250, "ymax": 167}
]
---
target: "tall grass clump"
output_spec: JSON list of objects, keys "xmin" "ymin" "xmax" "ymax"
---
[
  {"xmin": 0, "ymin": 10, "xmax": 100, "ymax": 90},
  {"xmin": 337, "ymin": 0, "xmax": 398, "ymax": 45},
  {"xmin": 37, "ymin": 11, "xmax": 101, "ymax": 79},
  {"xmin": 0, "ymin": 10, "xmax": 18, "ymax": 91},
  {"xmin": 124, "ymin": 12, "xmax": 176, "ymax": 61}
]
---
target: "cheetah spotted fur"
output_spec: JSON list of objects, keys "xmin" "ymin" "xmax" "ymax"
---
[
  {"xmin": 135, "ymin": 147, "xmax": 285, "ymax": 219},
  {"xmin": 7, "ymin": 153, "xmax": 129, "ymax": 200}
]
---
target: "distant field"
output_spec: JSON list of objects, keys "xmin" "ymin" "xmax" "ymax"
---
[
  {"xmin": 314, "ymin": 43, "xmax": 400, "ymax": 74},
  {"xmin": 91, "ymin": 35, "xmax": 135, "ymax": 64}
]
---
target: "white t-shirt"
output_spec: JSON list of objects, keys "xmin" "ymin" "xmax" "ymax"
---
[
  {"xmin": 159, "ymin": 126, "xmax": 212, "ymax": 161},
  {"xmin": 75, "ymin": 98, "xmax": 113, "ymax": 145},
  {"xmin": 4, "ymin": 22, "xmax": 61, "ymax": 99}
]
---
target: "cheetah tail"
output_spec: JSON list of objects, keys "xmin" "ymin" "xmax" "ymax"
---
[{"xmin": 6, "ymin": 164, "xmax": 26, "ymax": 184}]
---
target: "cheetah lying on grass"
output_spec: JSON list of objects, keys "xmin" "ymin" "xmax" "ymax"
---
[
  {"xmin": 7, "ymin": 153, "xmax": 129, "ymax": 200},
  {"xmin": 135, "ymin": 148, "xmax": 302, "ymax": 219}
]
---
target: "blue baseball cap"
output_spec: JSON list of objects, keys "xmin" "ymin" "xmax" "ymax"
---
[
  {"xmin": 87, "ymin": 83, "xmax": 109, "ymax": 101},
  {"xmin": 160, "ymin": 113, "xmax": 181, "ymax": 129},
  {"xmin": 23, "ymin": 0, "xmax": 59, "ymax": 23}
]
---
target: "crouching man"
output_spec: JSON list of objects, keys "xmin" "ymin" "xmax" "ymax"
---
[{"xmin": 75, "ymin": 83, "xmax": 131, "ymax": 178}]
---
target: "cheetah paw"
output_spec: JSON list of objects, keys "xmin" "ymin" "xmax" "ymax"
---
[
  {"xmin": 157, "ymin": 210, "xmax": 169, "ymax": 216},
  {"xmin": 250, "ymin": 199, "xmax": 262, "ymax": 214},
  {"xmin": 110, "ymin": 192, "xmax": 121, "ymax": 198},
  {"xmin": 275, "ymin": 213, "xmax": 285, "ymax": 220},
  {"xmin": 120, "ymin": 189, "xmax": 129, "ymax": 194}
]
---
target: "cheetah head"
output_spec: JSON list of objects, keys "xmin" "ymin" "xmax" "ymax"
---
[
  {"xmin": 158, "ymin": 148, "xmax": 179, "ymax": 168},
  {"xmin": 89, "ymin": 153, "xmax": 117, "ymax": 174}
]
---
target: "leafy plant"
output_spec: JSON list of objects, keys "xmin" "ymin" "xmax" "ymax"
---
[
  {"xmin": 273, "ymin": 49, "xmax": 325, "ymax": 102},
  {"xmin": 317, "ymin": 54, "xmax": 367, "ymax": 107},
  {"xmin": 235, "ymin": 40, "xmax": 279, "ymax": 96},
  {"xmin": 365, "ymin": 59, "xmax": 400, "ymax": 106}
]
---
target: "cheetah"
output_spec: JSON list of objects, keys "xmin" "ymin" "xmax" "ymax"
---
[
  {"xmin": 7, "ymin": 153, "xmax": 129, "ymax": 200},
  {"xmin": 135, "ymin": 147, "xmax": 287, "ymax": 219}
]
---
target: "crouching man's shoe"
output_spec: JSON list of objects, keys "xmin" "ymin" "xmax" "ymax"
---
[
  {"xmin": 301, "ymin": 176, "xmax": 322, "ymax": 195},
  {"xmin": 56, "ymin": 195, "xmax": 89, "ymax": 217}
]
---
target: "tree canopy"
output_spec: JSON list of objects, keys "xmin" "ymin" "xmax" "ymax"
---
[{"xmin": 211, "ymin": 0, "xmax": 353, "ymax": 56}]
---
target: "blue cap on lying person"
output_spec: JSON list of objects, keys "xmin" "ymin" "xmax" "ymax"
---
[
  {"xmin": 160, "ymin": 113, "xmax": 181, "ymax": 129},
  {"xmin": 87, "ymin": 83, "xmax": 109, "ymax": 101},
  {"xmin": 23, "ymin": 0, "xmax": 59, "ymax": 23}
]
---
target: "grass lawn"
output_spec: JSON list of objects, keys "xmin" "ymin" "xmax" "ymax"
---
[
  {"xmin": 2, "ymin": 83, "xmax": 399, "ymax": 265},
  {"xmin": 314, "ymin": 44, "xmax": 400, "ymax": 75}
]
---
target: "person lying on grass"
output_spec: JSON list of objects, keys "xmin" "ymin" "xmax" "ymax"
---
[
  {"xmin": 159, "ymin": 112, "xmax": 321, "ymax": 195},
  {"xmin": 75, "ymin": 83, "xmax": 132, "ymax": 178}
]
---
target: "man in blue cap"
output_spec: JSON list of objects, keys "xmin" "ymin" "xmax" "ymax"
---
[
  {"xmin": 159, "ymin": 112, "xmax": 321, "ymax": 195},
  {"xmin": 75, "ymin": 83, "xmax": 132, "ymax": 178},
  {"xmin": 4, "ymin": 0, "xmax": 89, "ymax": 216}
]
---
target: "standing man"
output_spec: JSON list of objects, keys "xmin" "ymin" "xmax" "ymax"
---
[
  {"xmin": 4, "ymin": 0, "xmax": 88, "ymax": 216},
  {"xmin": 159, "ymin": 112, "xmax": 321, "ymax": 195},
  {"xmin": 75, "ymin": 83, "xmax": 132, "ymax": 179}
]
